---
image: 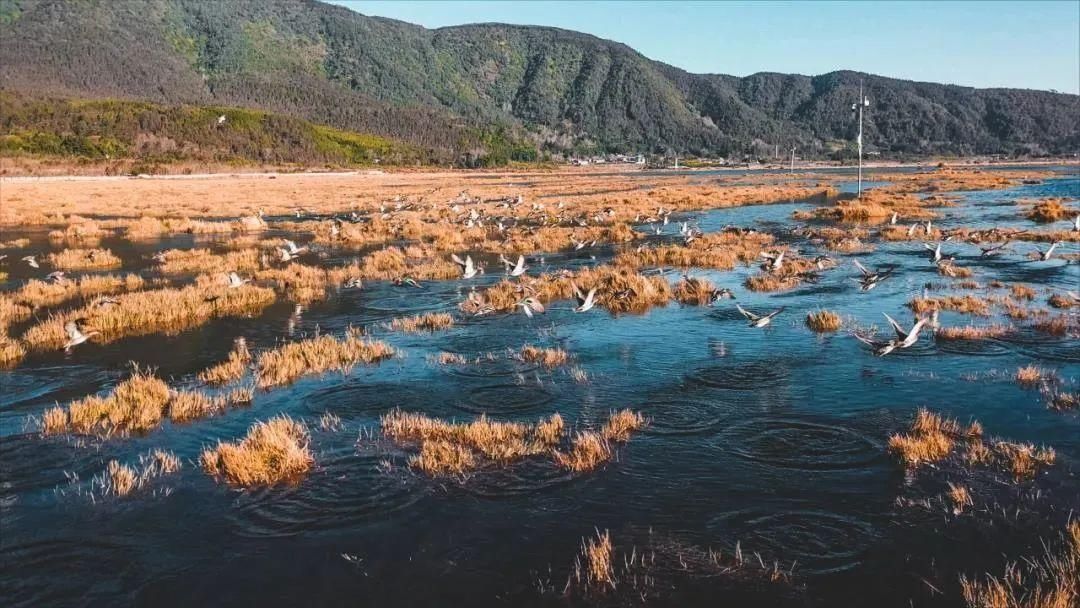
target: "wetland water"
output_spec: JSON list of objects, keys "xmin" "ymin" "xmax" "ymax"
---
[{"xmin": 1, "ymin": 169, "xmax": 1078, "ymax": 607}]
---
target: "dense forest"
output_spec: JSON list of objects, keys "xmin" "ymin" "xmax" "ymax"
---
[{"xmin": 1, "ymin": 0, "xmax": 1077, "ymax": 165}]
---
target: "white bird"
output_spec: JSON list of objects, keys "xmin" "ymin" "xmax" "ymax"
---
[
  {"xmin": 22, "ymin": 255, "xmax": 39, "ymax": 269},
  {"xmin": 63, "ymin": 319, "xmax": 99, "ymax": 350},
  {"xmin": 516, "ymin": 297, "xmax": 545, "ymax": 318},
  {"xmin": 570, "ymin": 237, "xmax": 588, "ymax": 251},
  {"xmin": 45, "ymin": 271, "xmax": 68, "ymax": 284},
  {"xmin": 1074, "ymin": 214, "xmax": 1079, "ymax": 232},
  {"xmin": 572, "ymin": 283, "xmax": 597, "ymax": 313},
  {"xmin": 278, "ymin": 247, "xmax": 300, "ymax": 262},
  {"xmin": 883, "ymin": 313, "xmax": 928, "ymax": 349},
  {"xmin": 890, "ymin": 212, "xmax": 898, "ymax": 225},
  {"xmin": 907, "ymin": 223, "xmax": 918, "ymax": 237},
  {"xmin": 736, "ymin": 303, "xmax": 785, "ymax": 328},
  {"xmin": 451, "ymin": 254, "xmax": 478, "ymax": 279},
  {"xmin": 226, "ymin": 272, "xmax": 249, "ymax": 289},
  {"xmin": 760, "ymin": 250, "xmax": 785, "ymax": 272},
  {"xmin": 216, "ymin": 115, "xmax": 226, "ymax": 126},
  {"xmin": 283, "ymin": 240, "xmax": 307, "ymax": 256},
  {"xmin": 851, "ymin": 260, "xmax": 894, "ymax": 291},
  {"xmin": 501, "ymin": 254, "xmax": 527, "ymax": 277},
  {"xmin": 924, "ymin": 242, "xmax": 943, "ymax": 264},
  {"xmin": 1038, "ymin": 242, "xmax": 1062, "ymax": 262}
]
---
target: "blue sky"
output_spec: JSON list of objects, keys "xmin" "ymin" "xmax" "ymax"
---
[{"xmin": 332, "ymin": 1, "xmax": 1080, "ymax": 94}]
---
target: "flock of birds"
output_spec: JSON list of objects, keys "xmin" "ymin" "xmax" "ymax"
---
[{"xmin": 4, "ymin": 190, "xmax": 1076, "ymax": 359}]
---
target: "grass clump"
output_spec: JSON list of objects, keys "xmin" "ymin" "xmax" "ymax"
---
[
  {"xmin": 200, "ymin": 416, "xmax": 313, "ymax": 487},
  {"xmin": 554, "ymin": 431, "xmax": 612, "ymax": 472},
  {"xmin": 673, "ymin": 276, "xmax": 718, "ymax": 305},
  {"xmin": 167, "ymin": 390, "xmax": 225, "ymax": 423},
  {"xmin": 255, "ymin": 331, "xmax": 395, "ymax": 388},
  {"xmin": 805, "ymin": 310, "xmax": 842, "ymax": 332},
  {"xmin": 46, "ymin": 248, "xmax": 122, "ymax": 270},
  {"xmin": 381, "ymin": 410, "xmax": 566, "ymax": 475},
  {"xmin": 386, "ymin": 312, "xmax": 455, "ymax": 333},
  {"xmin": 197, "ymin": 338, "xmax": 252, "ymax": 385},
  {"xmin": 960, "ymin": 520, "xmax": 1079, "ymax": 608},
  {"xmin": 888, "ymin": 408, "xmax": 981, "ymax": 467},
  {"xmin": 42, "ymin": 368, "xmax": 171, "ymax": 436},
  {"xmin": 574, "ymin": 530, "xmax": 616, "ymax": 590},
  {"xmin": 98, "ymin": 449, "xmax": 182, "ymax": 497},
  {"xmin": 519, "ymin": 345, "xmax": 569, "ymax": 368},
  {"xmin": 1015, "ymin": 366, "xmax": 1049, "ymax": 388},
  {"xmin": 601, "ymin": 409, "xmax": 647, "ymax": 442},
  {"xmin": 1024, "ymin": 197, "xmax": 1074, "ymax": 223},
  {"xmin": 909, "ymin": 295, "xmax": 991, "ymax": 316}
]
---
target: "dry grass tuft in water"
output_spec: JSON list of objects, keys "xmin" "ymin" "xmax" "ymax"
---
[
  {"xmin": 935, "ymin": 324, "xmax": 1013, "ymax": 341},
  {"xmin": 805, "ymin": 310, "xmax": 842, "ymax": 332},
  {"xmin": 255, "ymin": 331, "xmax": 395, "ymax": 388},
  {"xmin": 197, "ymin": 338, "xmax": 252, "ymax": 385},
  {"xmin": 1043, "ymin": 390, "xmax": 1078, "ymax": 412},
  {"xmin": 601, "ymin": 409, "xmax": 647, "ymax": 442},
  {"xmin": 42, "ymin": 368, "xmax": 171, "ymax": 436},
  {"xmin": 167, "ymin": 390, "xmax": 225, "ymax": 423},
  {"xmin": 381, "ymin": 410, "xmax": 566, "ymax": 475},
  {"xmin": 909, "ymin": 295, "xmax": 991, "ymax": 316},
  {"xmin": 553, "ymin": 431, "xmax": 613, "ymax": 472},
  {"xmin": 386, "ymin": 312, "xmax": 455, "ymax": 333},
  {"xmin": 574, "ymin": 529, "xmax": 616, "ymax": 590},
  {"xmin": 98, "ymin": 449, "xmax": 183, "ymax": 498},
  {"xmin": 519, "ymin": 345, "xmax": 570, "ymax": 368},
  {"xmin": 673, "ymin": 276, "xmax": 718, "ymax": 305},
  {"xmin": 46, "ymin": 248, "xmax": 122, "ymax": 270},
  {"xmin": 1015, "ymin": 366, "xmax": 1050, "ymax": 388},
  {"xmin": 1047, "ymin": 294, "xmax": 1076, "ymax": 309},
  {"xmin": 200, "ymin": 416, "xmax": 313, "ymax": 487},
  {"xmin": 888, "ymin": 408, "xmax": 981, "ymax": 467},
  {"xmin": 960, "ymin": 520, "xmax": 1079, "ymax": 608},
  {"xmin": 1023, "ymin": 198, "xmax": 1075, "ymax": 223}
]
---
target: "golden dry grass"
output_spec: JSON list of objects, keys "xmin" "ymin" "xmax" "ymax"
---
[
  {"xmin": 42, "ymin": 368, "xmax": 171, "ymax": 436},
  {"xmin": 909, "ymin": 295, "xmax": 991, "ymax": 316},
  {"xmin": 960, "ymin": 520, "xmax": 1079, "ymax": 608},
  {"xmin": 201, "ymin": 416, "xmax": 313, "ymax": 487},
  {"xmin": 575, "ymin": 529, "xmax": 616, "ymax": 590},
  {"xmin": 935, "ymin": 324, "xmax": 1013, "ymax": 341},
  {"xmin": 673, "ymin": 276, "xmax": 717, "ymax": 305},
  {"xmin": 1047, "ymin": 294, "xmax": 1076, "ymax": 309},
  {"xmin": 20, "ymin": 281, "xmax": 275, "ymax": 354},
  {"xmin": 0, "ymin": 333, "xmax": 27, "ymax": 369},
  {"xmin": 805, "ymin": 310, "xmax": 843, "ymax": 332},
  {"xmin": 600, "ymin": 409, "xmax": 646, "ymax": 442},
  {"xmin": 1023, "ymin": 198, "xmax": 1075, "ymax": 223},
  {"xmin": 381, "ymin": 410, "xmax": 566, "ymax": 475},
  {"xmin": 519, "ymin": 345, "xmax": 570, "ymax": 368},
  {"xmin": 1011, "ymin": 285, "xmax": 1037, "ymax": 301},
  {"xmin": 553, "ymin": 431, "xmax": 612, "ymax": 472},
  {"xmin": 2, "ymin": 273, "xmax": 145, "ymax": 317},
  {"xmin": 99, "ymin": 449, "xmax": 182, "ymax": 497},
  {"xmin": 1015, "ymin": 366, "xmax": 1047, "ymax": 388},
  {"xmin": 1045, "ymin": 391, "xmax": 1078, "ymax": 411},
  {"xmin": 386, "ymin": 312, "xmax": 455, "ymax": 333},
  {"xmin": 1033, "ymin": 315, "xmax": 1074, "ymax": 337},
  {"xmin": 888, "ymin": 408, "xmax": 982, "ymax": 467},
  {"xmin": 157, "ymin": 248, "xmax": 261, "ymax": 275},
  {"xmin": 255, "ymin": 331, "xmax": 395, "ymax": 388},
  {"xmin": 197, "ymin": 338, "xmax": 252, "ymax": 385},
  {"xmin": 46, "ymin": 248, "xmax": 122, "ymax": 270},
  {"xmin": 167, "ymin": 390, "xmax": 225, "ymax": 423}
]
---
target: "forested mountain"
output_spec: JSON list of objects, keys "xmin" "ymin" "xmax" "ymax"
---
[{"xmin": 1, "ymin": 0, "xmax": 1077, "ymax": 164}]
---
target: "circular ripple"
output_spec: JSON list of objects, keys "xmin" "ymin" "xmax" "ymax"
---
[
  {"xmin": 0, "ymin": 434, "xmax": 92, "ymax": 495},
  {"xmin": 717, "ymin": 417, "xmax": 884, "ymax": 472},
  {"xmin": 228, "ymin": 449, "xmax": 428, "ymax": 538},
  {"xmin": 3, "ymin": 537, "xmax": 133, "ymax": 607},
  {"xmin": 997, "ymin": 332, "xmax": 1080, "ymax": 363},
  {"xmin": 935, "ymin": 338, "xmax": 1013, "ymax": 357},
  {"xmin": 460, "ymin": 458, "xmax": 581, "ymax": 498},
  {"xmin": 440, "ymin": 357, "xmax": 536, "ymax": 379},
  {"xmin": 360, "ymin": 289, "xmax": 453, "ymax": 315},
  {"xmin": 707, "ymin": 509, "xmax": 878, "ymax": 575},
  {"xmin": 634, "ymin": 397, "xmax": 733, "ymax": 436},
  {"xmin": 457, "ymin": 384, "xmax": 555, "ymax": 415},
  {"xmin": 685, "ymin": 361, "xmax": 789, "ymax": 390}
]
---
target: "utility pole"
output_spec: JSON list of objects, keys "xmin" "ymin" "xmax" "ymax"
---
[
  {"xmin": 851, "ymin": 80, "xmax": 870, "ymax": 197},
  {"xmin": 790, "ymin": 146, "xmax": 796, "ymax": 173}
]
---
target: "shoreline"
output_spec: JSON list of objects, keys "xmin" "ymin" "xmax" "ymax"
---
[{"xmin": 1, "ymin": 158, "xmax": 1076, "ymax": 184}]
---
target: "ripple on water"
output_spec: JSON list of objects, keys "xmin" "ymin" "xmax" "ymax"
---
[
  {"xmin": 707, "ymin": 509, "xmax": 877, "ymax": 575},
  {"xmin": 935, "ymin": 338, "xmax": 1014, "ymax": 357},
  {"xmin": 361, "ymin": 289, "xmax": 454, "ymax": 316},
  {"xmin": 228, "ymin": 449, "xmax": 428, "ymax": 538},
  {"xmin": 715, "ymin": 417, "xmax": 884, "ymax": 472},
  {"xmin": 440, "ymin": 356, "xmax": 535, "ymax": 379},
  {"xmin": 456, "ymin": 383, "xmax": 555, "ymax": 415},
  {"xmin": 634, "ymin": 396, "xmax": 734, "ymax": 437},
  {"xmin": 0, "ymin": 434, "xmax": 90, "ymax": 495},
  {"xmin": 997, "ymin": 331, "xmax": 1080, "ymax": 363},
  {"xmin": 685, "ymin": 361, "xmax": 790, "ymax": 391},
  {"xmin": 460, "ymin": 458, "xmax": 581, "ymax": 499},
  {"xmin": 3, "ymin": 537, "xmax": 132, "ymax": 607}
]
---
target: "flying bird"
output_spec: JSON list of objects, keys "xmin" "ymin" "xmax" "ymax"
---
[
  {"xmin": 63, "ymin": 319, "xmax": 99, "ymax": 351},
  {"xmin": 451, "ymin": 254, "xmax": 478, "ymax": 279},
  {"xmin": 736, "ymin": 303, "xmax": 785, "ymax": 328},
  {"xmin": 571, "ymin": 283, "xmax": 597, "ymax": 313}
]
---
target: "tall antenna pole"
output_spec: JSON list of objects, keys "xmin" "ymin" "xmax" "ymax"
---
[{"xmin": 852, "ymin": 80, "xmax": 869, "ymax": 198}]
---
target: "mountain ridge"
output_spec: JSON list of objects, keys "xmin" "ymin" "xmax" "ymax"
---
[{"xmin": 1, "ymin": 0, "xmax": 1076, "ymax": 163}]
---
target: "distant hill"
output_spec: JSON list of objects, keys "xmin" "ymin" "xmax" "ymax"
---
[{"xmin": 1, "ymin": 0, "xmax": 1077, "ymax": 164}]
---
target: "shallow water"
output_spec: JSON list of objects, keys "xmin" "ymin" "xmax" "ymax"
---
[{"xmin": 1, "ymin": 170, "xmax": 1078, "ymax": 607}]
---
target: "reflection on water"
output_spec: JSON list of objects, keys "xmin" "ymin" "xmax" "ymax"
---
[{"xmin": 0, "ymin": 172, "xmax": 1078, "ymax": 606}]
